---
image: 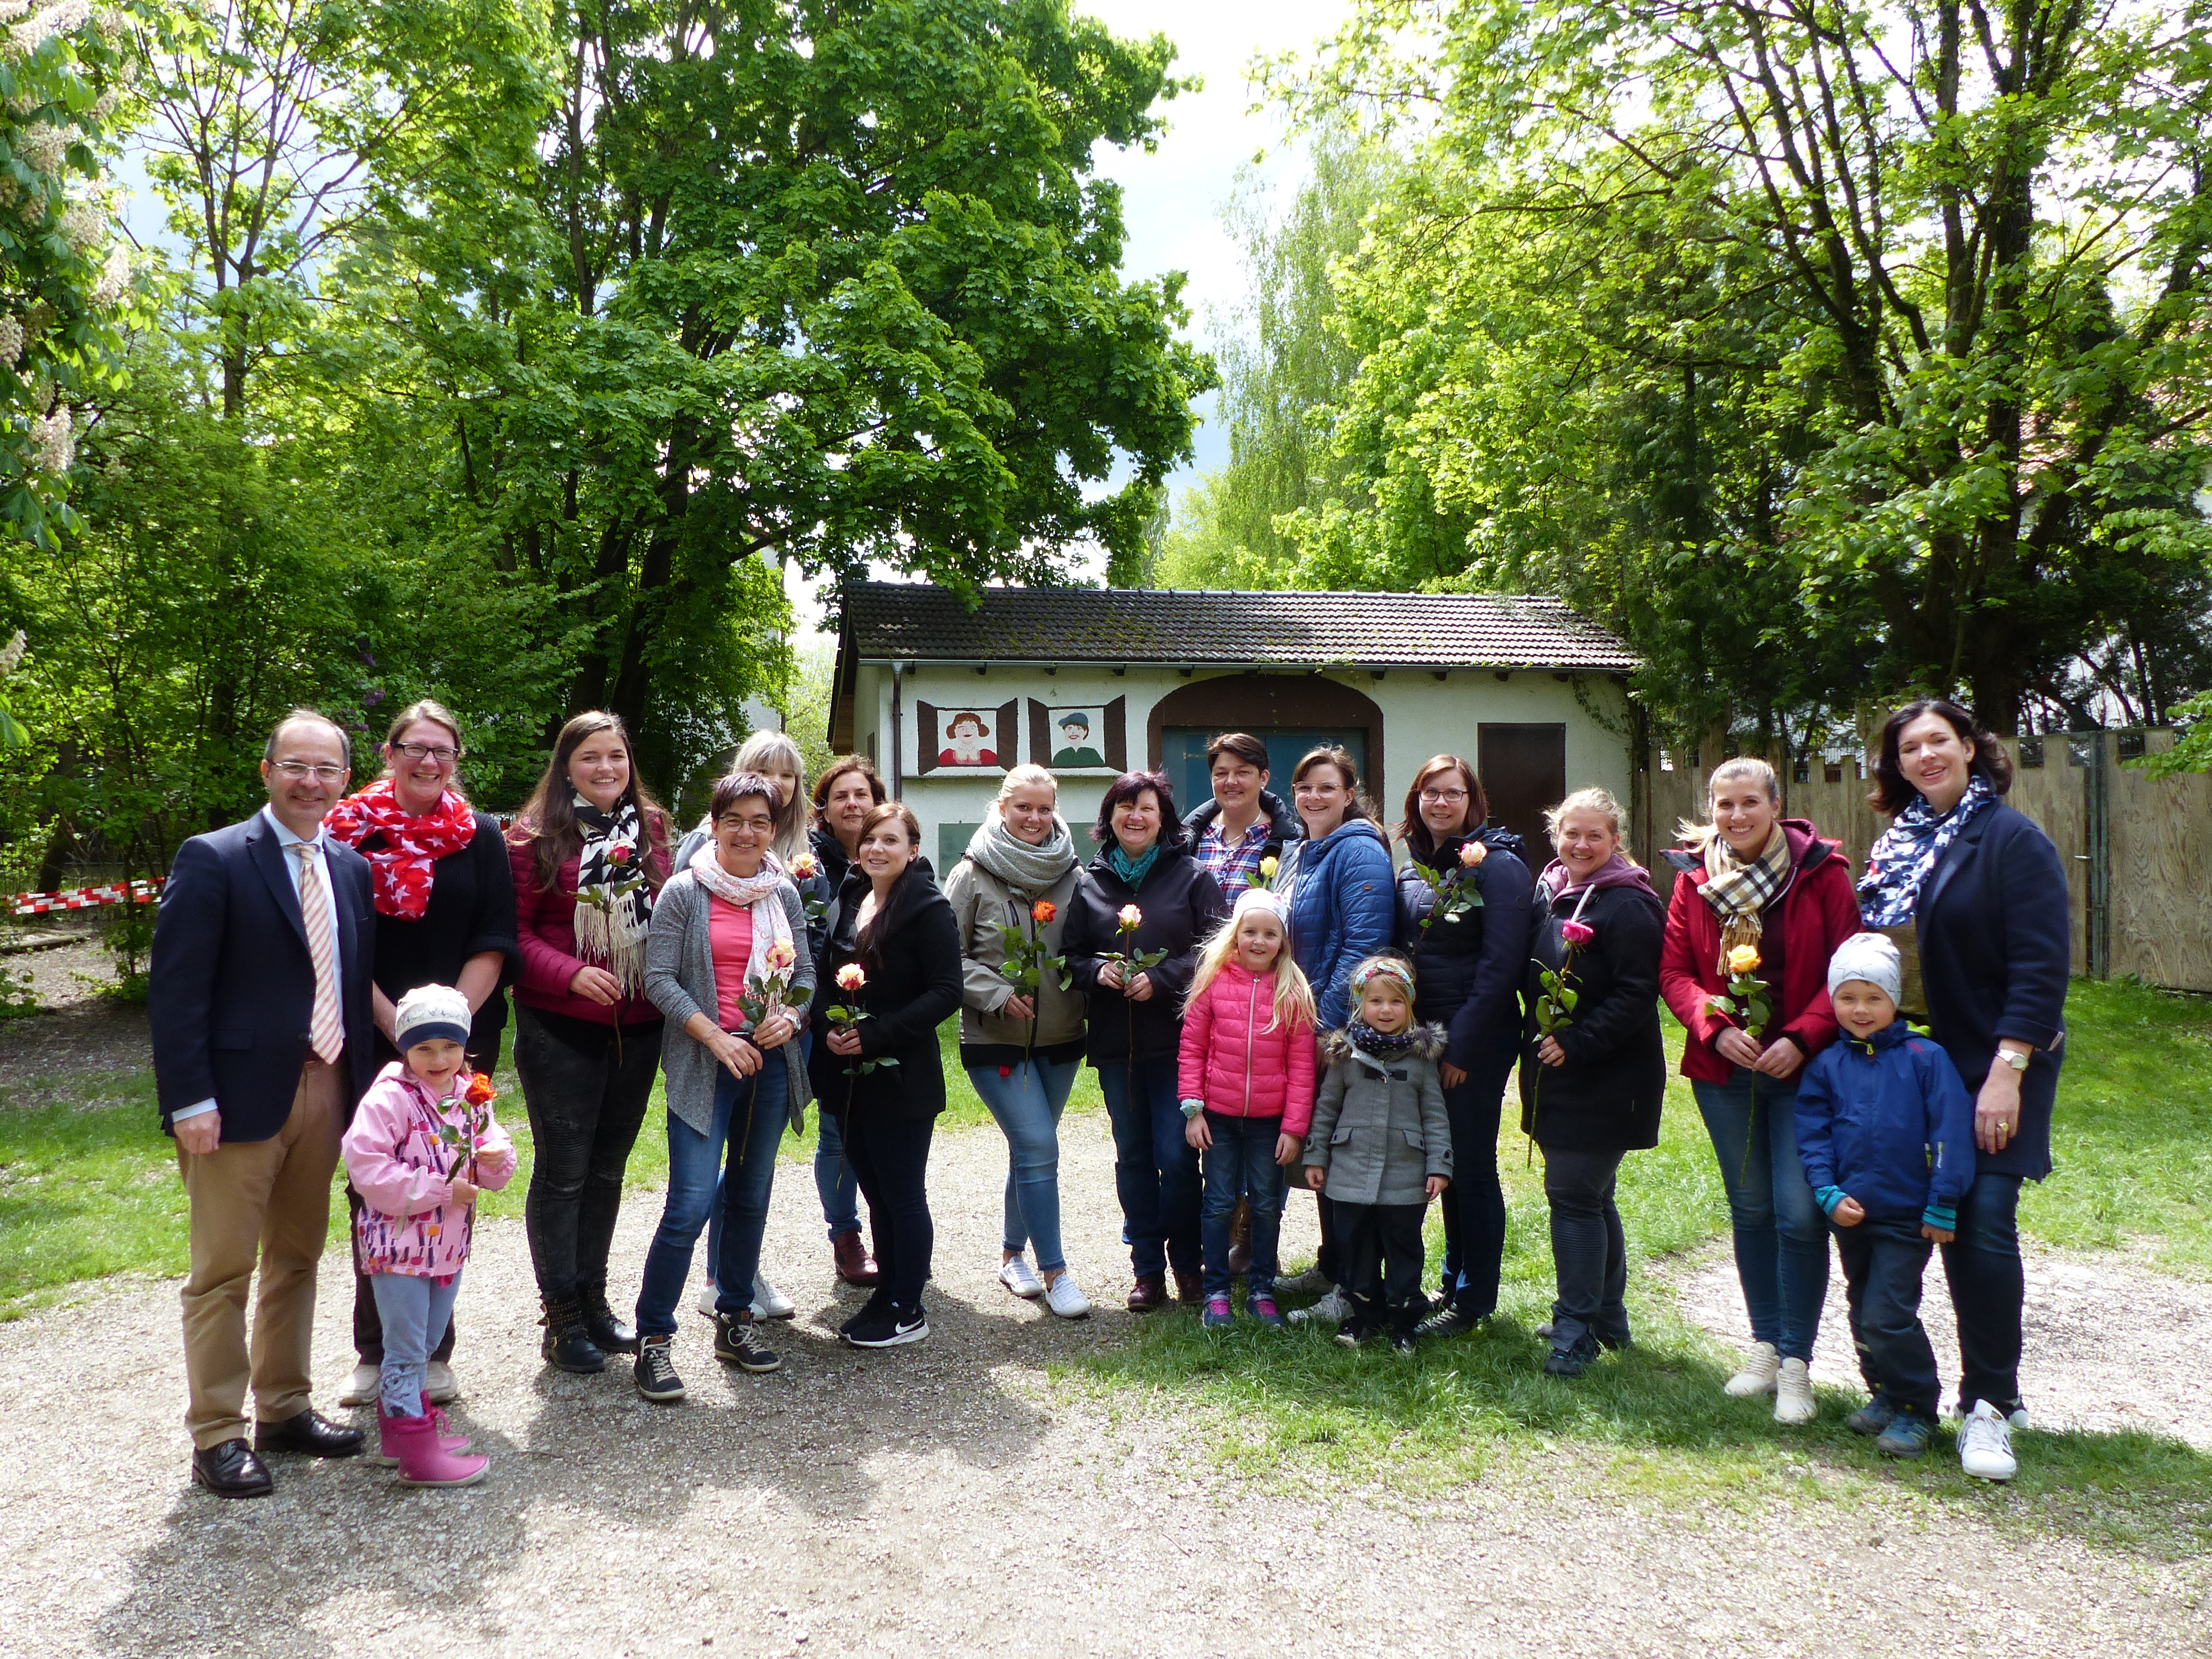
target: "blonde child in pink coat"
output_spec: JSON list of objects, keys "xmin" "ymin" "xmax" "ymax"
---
[{"xmin": 341, "ymin": 984, "xmax": 516, "ymax": 1488}]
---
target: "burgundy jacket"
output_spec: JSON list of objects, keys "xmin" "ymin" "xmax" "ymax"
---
[
  {"xmin": 1658, "ymin": 820, "xmax": 1861, "ymax": 1084},
  {"xmin": 508, "ymin": 814, "xmax": 671, "ymax": 1026}
]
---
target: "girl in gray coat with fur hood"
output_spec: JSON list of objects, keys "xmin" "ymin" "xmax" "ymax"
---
[{"xmin": 1303, "ymin": 956, "xmax": 1453, "ymax": 1350}]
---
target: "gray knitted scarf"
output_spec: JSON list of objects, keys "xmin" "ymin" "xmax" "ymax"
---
[{"xmin": 965, "ymin": 810, "xmax": 1077, "ymax": 898}]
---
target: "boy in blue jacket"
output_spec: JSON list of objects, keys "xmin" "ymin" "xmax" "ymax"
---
[{"xmin": 1793, "ymin": 933, "xmax": 1975, "ymax": 1458}]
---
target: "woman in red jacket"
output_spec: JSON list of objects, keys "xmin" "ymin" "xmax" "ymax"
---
[
  {"xmin": 507, "ymin": 711, "xmax": 674, "ymax": 1375},
  {"xmin": 1660, "ymin": 757, "xmax": 1860, "ymax": 1425}
]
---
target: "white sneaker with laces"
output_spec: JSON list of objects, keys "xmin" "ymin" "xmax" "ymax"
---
[
  {"xmin": 338, "ymin": 1362, "xmax": 380, "ymax": 1408},
  {"xmin": 2006, "ymin": 1403, "xmax": 2033, "ymax": 1431},
  {"xmin": 1044, "ymin": 1272, "xmax": 1092, "ymax": 1319},
  {"xmin": 751, "ymin": 1273, "xmax": 796, "ymax": 1321},
  {"xmin": 1288, "ymin": 1287, "xmax": 1349, "ymax": 1326},
  {"xmin": 1773, "ymin": 1357, "xmax": 1816, "ymax": 1425},
  {"xmin": 999, "ymin": 1257, "xmax": 1046, "ymax": 1299},
  {"xmin": 424, "ymin": 1360, "xmax": 460, "ymax": 1405},
  {"xmin": 1724, "ymin": 1340, "xmax": 1780, "ymax": 1398},
  {"xmin": 1959, "ymin": 1399, "xmax": 2017, "ymax": 1481}
]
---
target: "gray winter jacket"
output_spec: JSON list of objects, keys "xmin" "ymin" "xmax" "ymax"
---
[
  {"xmin": 942, "ymin": 856, "xmax": 1087, "ymax": 1056},
  {"xmin": 1302, "ymin": 1025, "xmax": 1453, "ymax": 1207},
  {"xmin": 644, "ymin": 870, "xmax": 815, "ymax": 1136}
]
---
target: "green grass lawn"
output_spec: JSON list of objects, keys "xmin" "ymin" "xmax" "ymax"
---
[
  {"xmin": 0, "ymin": 1018, "xmax": 1099, "ymax": 1317},
  {"xmin": 4, "ymin": 984, "xmax": 2209, "ymax": 1551}
]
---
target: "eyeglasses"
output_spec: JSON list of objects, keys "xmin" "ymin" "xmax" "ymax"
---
[
  {"xmin": 1419, "ymin": 787, "xmax": 1469, "ymax": 804},
  {"xmin": 270, "ymin": 761, "xmax": 347, "ymax": 782},
  {"xmin": 392, "ymin": 742, "xmax": 463, "ymax": 763}
]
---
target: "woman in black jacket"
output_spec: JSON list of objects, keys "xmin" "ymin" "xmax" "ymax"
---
[
  {"xmin": 1861, "ymin": 700, "xmax": 2068, "ymax": 1483},
  {"xmin": 1392, "ymin": 754, "xmax": 1533, "ymax": 1337},
  {"xmin": 809, "ymin": 801, "xmax": 962, "ymax": 1349},
  {"xmin": 1063, "ymin": 771, "xmax": 1232, "ymax": 1312},
  {"xmin": 1519, "ymin": 786, "xmax": 1667, "ymax": 1378}
]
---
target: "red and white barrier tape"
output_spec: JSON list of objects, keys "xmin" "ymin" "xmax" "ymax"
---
[{"xmin": 9, "ymin": 877, "xmax": 164, "ymax": 917}]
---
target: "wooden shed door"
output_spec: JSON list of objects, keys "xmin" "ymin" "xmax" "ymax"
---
[{"xmin": 1478, "ymin": 723, "xmax": 1567, "ymax": 858}]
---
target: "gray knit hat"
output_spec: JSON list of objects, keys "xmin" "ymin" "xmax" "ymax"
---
[
  {"xmin": 394, "ymin": 983, "xmax": 471, "ymax": 1052},
  {"xmin": 1827, "ymin": 932, "xmax": 1901, "ymax": 1005}
]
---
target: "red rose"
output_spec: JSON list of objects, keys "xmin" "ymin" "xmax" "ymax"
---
[
  {"xmin": 465, "ymin": 1072, "xmax": 498, "ymax": 1105},
  {"xmin": 606, "ymin": 843, "xmax": 633, "ymax": 867},
  {"xmin": 1031, "ymin": 900, "xmax": 1056, "ymax": 924}
]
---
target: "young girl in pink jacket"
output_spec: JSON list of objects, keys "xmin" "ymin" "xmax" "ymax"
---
[
  {"xmin": 341, "ymin": 984, "xmax": 517, "ymax": 1488},
  {"xmin": 1178, "ymin": 888, "xmax": 1318, "ymax": 1328}
]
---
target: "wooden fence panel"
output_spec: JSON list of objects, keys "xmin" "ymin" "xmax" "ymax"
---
[
  {"xmin": 2109, "ymin": 731, "xmax": 2212, "ymax": 992},
  {"xmin": 1630, "ymin": 731, "xmax": 2211, "ymax": 990}
]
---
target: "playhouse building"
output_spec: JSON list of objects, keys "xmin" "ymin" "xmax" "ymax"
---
[{"xmin": 828, "ymin": 583, "xmax": 1642, "ymax": 870}]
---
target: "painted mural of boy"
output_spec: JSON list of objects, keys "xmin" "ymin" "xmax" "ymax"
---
[{"xmin": 1052, "ymin": 711, "xmax": 1106, "ymax": 769}]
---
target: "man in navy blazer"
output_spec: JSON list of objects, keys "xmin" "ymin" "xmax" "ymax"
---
[{"xmin": 149, "ymin": 709, "xmax": 378, "ymax": 1496}]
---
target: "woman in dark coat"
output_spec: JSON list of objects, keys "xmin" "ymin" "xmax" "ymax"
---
[
  {"xmin": 1062, "ymin": 770, "xmax": 1231, "ymax": 1313},
  {"xmin": 1861, "ymin": 699, "xmax": 2068, "ymax": 1483},
  {"xmin": 1519, "ymin": 786, "xmax": 1667, "ymax": 1377},
  {"xmin": 808, "ymin": 801, "xmax": 963, "ymax": 1349},
  {"xmin": 1391, "ymin": 753, "xmax": 1532, "ymax": 1337},
  {"xmin": 322, "ymin": 700, "xmax": 519, "ymax": 1409}
]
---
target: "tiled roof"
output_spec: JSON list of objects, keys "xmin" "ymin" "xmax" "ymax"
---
[{"xmin": 841, "ymin": 583, "xmax": 1639, "ymax": 672}]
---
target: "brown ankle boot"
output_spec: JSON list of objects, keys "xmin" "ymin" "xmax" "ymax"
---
[
  {"xmin": 1126, "ymin": 1272, "xmax": 1168, "ymax": 1312},
  {"xmin": 1173, "ymin": 1269, "xmax": 1203, "ymax": 1305},
  {"xmin": 832, "ymin": 1230, "xmax": 879, "ymax": 1287}
]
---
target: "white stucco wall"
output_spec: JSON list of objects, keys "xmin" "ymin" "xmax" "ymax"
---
[{"xmin": 846, "ymin": 662, "xmax": 1634, "ymax": 868}]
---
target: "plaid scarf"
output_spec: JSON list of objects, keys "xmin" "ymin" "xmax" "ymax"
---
[{"xmin": 1695, "ymin": 823, "xmax": 1792, "ymax": 974}]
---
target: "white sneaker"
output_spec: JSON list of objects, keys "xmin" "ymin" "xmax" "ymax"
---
[
  {"xmin": 1959, "ymin": 1399, "xmax": 2017, "ymax": 1481},
  {"xmin": 1279, "ymin": 1264, "xmax": 1333, "ymax": 1296},
  {"xmin": 1723, "ymin": 1341, "xmax": 1781, "ymax": 1398},
  {"xmin": 424, "ymin": 1360, "xmax": 459, "ymax": 1405},
  {"xmin": 1773, "ymin": 1357, "xmax": 1816, "ymax": 1425},
  {"xmin": 751, "ymin": 1274, "xmax": 796, "ymax": 1321},
  {"xmin": 1288, "ymin": 1288, "xmax": 1349, "ymax": 1326},
  {"xmin": 338, "ymin": 1362, "xmax": 380, "ymax": 1407},
  {"xmin": 999, "ymin": 1257, "xmax": 1046, "ymax": 1299},
  {"xmin": 1044, "ymin": 1272, "xmax": 1092, "ymax": 1319},
  {"xmin": 2007, "ymin": 1403, "xmax": 2033, "ymax": 1431},
  {"xmin": 697, "ymin": 1282, "xmax": 719, "ymax": 1318}
]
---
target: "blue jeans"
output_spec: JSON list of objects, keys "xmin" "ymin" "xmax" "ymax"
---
[
  {"xmin": 1694, "ymin": 1073, "xmax": 1830, "ymax": 1361},
  {"xmin": 1938, "ymin": 1170, "xmax": 2025, "ymax": 1413},
  {"xmin": 1436, "ymin": 1053, "xmax": 1512, "ymax": 1316},
  {"xmin": 1199, "ymin": 1113, "xmax": 1285, "ymax": 1299},
  {"xmin": 634, "ymin": 1068, "xmax": 782, "ymax": 1338},
  {"xmin": 967, "ymin": 1056, "xmax": 1081, "ymax": 1272},
  {"xmin": 1098, "ymin": 1056, "xmax": 1200, "ymax": 1277},
  {"xmin": 369, "ymin": 1270, "xmax": 463, "ymax": 1417},
  {"xmin": 815, "ymin": 1104, "xmax": 862, "ymax": 1240}
]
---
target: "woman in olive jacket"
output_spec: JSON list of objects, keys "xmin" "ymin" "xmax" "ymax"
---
[
  {"xmin": 1391, "ymin": 754, "xmax": 1533, "ymax": 1335},
  {"xmin": 1519, "ymin": 787, "xmax": 1667, "ymax": 1378},
  {"xmin": 807, "ymin": 802, "xmax": 963, "ymax": 1349},
  {"xmin": 1062, "ymin": 770, "xmax": 1231, "ymax": 1312}
]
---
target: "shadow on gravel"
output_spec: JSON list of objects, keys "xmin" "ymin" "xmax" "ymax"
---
[
  {"xmin": 1068, "ymin": 1293, "xmax": 2212, "ymax": 1563},
  {"xmin": 92, "ymin": 1282, "xmax": 1057, "ymax": 1656}
]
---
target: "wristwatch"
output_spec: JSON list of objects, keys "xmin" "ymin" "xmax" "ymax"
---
[
  {"xmin": 1999, "ymin": 1047, "xmax": 2031, "ymax": 1072},
  {"xmin": 1180, "ymin": 1098, "xmax": 1206, "ymax": 1119}
]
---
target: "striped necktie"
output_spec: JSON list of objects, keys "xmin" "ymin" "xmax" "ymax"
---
[{"xmin": 291, "ymin": 841, "xmax": 345, "ymax": 1065}]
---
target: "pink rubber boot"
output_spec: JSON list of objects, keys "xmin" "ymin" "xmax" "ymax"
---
[
  {"xmin": 388, "ymin": 1410, "xmax": 488, "ymax": 1488},
  {"xmin": 377, "ymin": 1405, "xmax": 473, "ymax": 1468}
]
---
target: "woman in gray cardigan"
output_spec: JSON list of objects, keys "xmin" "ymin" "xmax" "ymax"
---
[{"xmin": 630, "ymin": 772, "xmax": 813, "ymax": 1400}]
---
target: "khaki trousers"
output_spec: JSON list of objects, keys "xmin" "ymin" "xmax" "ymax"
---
[{"xmin": 176, "ymin": 1057, "xmax": 344, "ymax": 1449}]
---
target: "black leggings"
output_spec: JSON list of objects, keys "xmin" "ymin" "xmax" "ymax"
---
[
  {"xmin": 843, "ymin": 1110, "xmax": 937, "ymax": 1312},
  {"xmin": 513, "ymin": 1002, "xmax": 664, "ymax": 1303}
]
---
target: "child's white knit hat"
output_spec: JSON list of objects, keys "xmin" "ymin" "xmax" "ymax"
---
[
  {"xmin": 1230, "ymin": 886, "xmax": 1286, "ymax": 924},
  {"xmin": 1827, "ymin": 932, "xmax": 1901, "ymax": 1005},
  {"xmin": 394, "ymin": 983, "xmax": 472, "ymax": 1052}
]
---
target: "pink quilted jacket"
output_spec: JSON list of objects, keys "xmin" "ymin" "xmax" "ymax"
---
[
  {"xmin": 1177, "ymin": 962, "xmax": 1318, "ymax": 1135},
  {"xmin": 341, "ymin": 1061, "xmax": 517, "ymax": 1279}
]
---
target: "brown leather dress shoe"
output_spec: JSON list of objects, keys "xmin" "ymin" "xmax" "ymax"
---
[
  {"xmin": 254, "ymin": 1408, "xmax": 366, "ymax": 1458},
  {"xmin": 192, "ymin": 1438, "xmax": 274, "ymax": 1499},
  {"xmin": 1173, "ymin": 1269, "xmax": 1204, "ymax": 1305},
  {"xmin": 1126, "ymin": 1272, "xmax": 1168, "ymax": 1312},
  {"xmin": 833, "ymin": 1230, "xmax": 880, "ymax": 1286}
]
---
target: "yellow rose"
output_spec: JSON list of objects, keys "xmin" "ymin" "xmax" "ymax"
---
[
  {"xmin": 1726, "ymin": 944, "xmax": 1762, "ymax": 976},
  {"xmin": 1258, "ymin": 855, "xmax": 1279, "ymax": 878}
]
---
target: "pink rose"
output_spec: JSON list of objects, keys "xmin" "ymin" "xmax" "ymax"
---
[
  {"xmin": 1458, "ymin": 841, "xmax": 1488, "ymax": 869},
  {"xmin": 1117, "ymin": 904, "xmax": 1142, "ymax": 930},
  {"xmin": 764, "ymin": 938, "xmax": 797, "ymax": 972},
  {"xmin": 1561, "ymin": 920, "xmax": 1597, "ymax": 946}
]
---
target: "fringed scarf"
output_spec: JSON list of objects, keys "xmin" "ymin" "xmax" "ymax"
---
[
  {"xmin": 687, "ymin": 843, "xmax": 797, "ymax": 1018},
  {"xmin": 1695, "ymin": 823, "xmax": 1792, "ymax": 976},
  {"xmin": 572, "ymin": 794, "xmax": 655, "ymax": 994}
]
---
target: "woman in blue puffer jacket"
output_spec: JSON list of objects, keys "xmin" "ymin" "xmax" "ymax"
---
[{"xmin": 1272, "ymin": 745, "xmax": 1395, "ymax": 1322}]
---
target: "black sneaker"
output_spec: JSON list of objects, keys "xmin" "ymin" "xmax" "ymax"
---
[
  {"xmin": 1389, "ymin": 1332, "xmax": 1419, "ymax": 1355},
  {"xmin": 634, "ymin": 1335, "xmax": 686, "ymax": 1402},
  {"xmin": 1593, "ymin": 1325, "xmax": 1634, "ymax": 1353},
  {"xmin": 838, "ymin": 1288, "xmax": 891, "ymax": 1338},
  {"xmin": 1417, "ymin": 1304, "xmax": 1483, "ymax": 1340},
  {"xmin": 1543, "ymin": 1334, "xmax": 1600, "ymax": 1378},
  {"xmin": 714, "ymin": 1312, "xmax": 783, "ymax": 1374},
  {"xmin": 843, "ymin": 1302, "xmax": 929, "ymax": 1348}
]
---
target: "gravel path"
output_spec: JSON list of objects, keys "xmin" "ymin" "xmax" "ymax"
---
[{"xmin": 2, "ymin": 1114, "xmax": 2206, "ymax": 1658}]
